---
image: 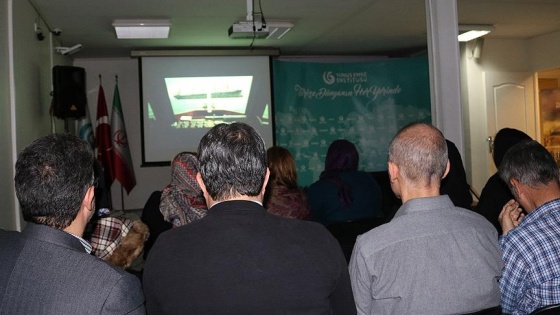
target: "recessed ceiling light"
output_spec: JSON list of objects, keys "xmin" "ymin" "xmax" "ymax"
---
[
  {"xmin": 113, "ymin": 19, "xmax": 171, "ymax": 39},
  {"xmin": 266, "ymin": 22, "xmax": 294, "ymax": 40},
  {"xmin": 458, "ymin": 24, "xmax": 494, "ymax": 42}
]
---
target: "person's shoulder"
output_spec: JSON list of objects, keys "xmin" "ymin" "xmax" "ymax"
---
[
  {"xmin": 352, "ymin": 220, "xmax": 396, "ymax": 256},
  {"xmin": 308, "ymin": 178, "xmax": 328, "ymax": 190},
  {"xmin": 79, "ymin": 247, "xmax": 135, "ymax": 276},
  {"xmin": 453, "ymin": 205, "xmax": 494, "ymax": 223},
  {"xmin": 307, "ymin": 179, "xmax": 335, "ymax": 199},
  {"xmin": 0, "ymin": 228, "xmax": 23, "ymax": 240},
  {"xmin": 76, "ymin": 252, "xmax": 143, "ymax": 304},
  {"xmin": 480, "ymin": 173, "xmax": 508, "ymax": 195},
  {"xmin": 0, "ymin": 229, "xmax": 26, "ymax": 255},
  {"xmin": 345, "ymin": 171, "xmax": 380, "ymax": 185},
  {"xmin": 275, "ymin": 214, "xmax": 332, "ymax": 235}
]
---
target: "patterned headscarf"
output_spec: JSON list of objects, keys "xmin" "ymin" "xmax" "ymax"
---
[{"xmin": 160, "ymin": 152, "xmax": 208, "ymax": 227}]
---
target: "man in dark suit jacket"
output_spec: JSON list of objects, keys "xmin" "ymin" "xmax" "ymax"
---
[
  {"xmin": 143, "ymin": 122, "xmax": 356, "ymax": 314},
  {"xmin": 0, "ymin": 133, "xmax": 144, "ymax": 315}
]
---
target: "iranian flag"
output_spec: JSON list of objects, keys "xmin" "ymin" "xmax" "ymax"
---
[
  {"xmin": 111, "ymin": 84, "xmax": 136, "ymax": 194},
  {"xmin": 95, "ymin": 84, "xmax": 114, "ymax": 185}
]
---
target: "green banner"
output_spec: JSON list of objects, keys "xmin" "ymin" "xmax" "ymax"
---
[{"xmin": 273, "ymin": 57, "xmax": 431, "ymax": 187}]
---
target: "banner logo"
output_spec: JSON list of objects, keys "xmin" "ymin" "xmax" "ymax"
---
[
  {"xmin": 323, "ymin": 71, "xmax": 336, "ymax": 85},
  {"xmin": 323, "ymin": 71, "xmax": 368, "ymax": 84}
]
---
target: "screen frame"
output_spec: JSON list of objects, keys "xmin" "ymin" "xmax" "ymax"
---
[{"xmin": 138, "ymin": 53, "xmax": 277, "ymax": 167}]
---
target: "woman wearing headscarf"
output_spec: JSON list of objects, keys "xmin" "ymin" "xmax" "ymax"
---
[
  {"xmin": 307, "ymin": 139, "xmax": 383, "ymax": 226},
  {"xmin": 476, "ymin": 128, "xmax": 532, "ymax": 234},
  {"xmin": 159, "ymin": 152, "xmax": 208, "ymax": 227},
  {"xmin": 141, "ymin": 152, "xmax": 207, "ymax": 259}
]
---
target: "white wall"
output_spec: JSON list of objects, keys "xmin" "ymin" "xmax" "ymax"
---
[
  {"xmin": 530, "ymin": 31, "xmax": 560, "ymax": 72},
  {"xmin": 0, "ymin": 0, "xmax": 70, "ymax": 230},
  {"xmin": 13, "ymin": 1, "xmax": 65, "ymax": 152},
  {"xmin": 462, "ymin": 38, "xmax": 533, "ymax": 194},
  {"xmin": 0, "ymin": 0, "xmax": 16, "ymax": 230},
  {"xmin": 74, "ymin": 58, "xmax": 170, "ymax": 211}
]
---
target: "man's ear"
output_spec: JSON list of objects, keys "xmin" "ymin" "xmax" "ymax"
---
[
  {"xmin": 196, "ymin": 172, "xmax": 208, "ymax": 196},
  {"xmin": 81, "ymin": 185, "xmax": 95, "ymax": 221},
  {"xmin": 510, "ymin": 178, "xmax": 522, "ymax": 197},
  {"xmin": 260, "ymin": 168, "xmax": 270, "ymax": 196},
  {"xmin": 442, "ymin": 160, "xmax": 450, "ymax": 179},
  {"xmin": 388, "ymin": 161, "xmax": 398, "ymax": 182}
]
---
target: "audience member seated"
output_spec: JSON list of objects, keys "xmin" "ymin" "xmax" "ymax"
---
[
  {"xmin": 143, "ymin": 123, "xmax": 356, "ymax": 314},
  {"xmin": 264, "ymin": 146, "xmax": 310, "ymax": 219},
  {"xmin": 308, "ymin": 139, "xmax": 383, "ymax": 227},
  {"xmin": 370, "ymin": 139, "xmax": 472, "ymax": 222},
  {"xmin": 141, "ymin": 152, "xmax": 207, "ymax": 259},
  {"xmin": 349, "ymin": 123, "xmax": 503, "ymax": 314},
  {"xmin": 441, "ymin": 139, "xmax": 473, "ymax": 210},
  {"xmin": 0, "ymin": 133, "xmax": 144, "ymax": 314},
  {"xmin": 89, "ymin": 216, "xmax": 150, "ymax": 270},
  {"xmin": 476, "ymin": 128, "xmax": 531, "ymax": 234},
  {"xmin": 497, "ymin": 140, "xmax": 560, "ymax": 314}
]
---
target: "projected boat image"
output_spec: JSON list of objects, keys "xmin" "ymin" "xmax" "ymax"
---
[
  {"xmin": 170, "ymin": 94, "xmax": 248, "ymax": 117},
  {"xmin": 165, "ymin": 76, "xmax": 253, "ymax": 125},
  {"xmin": 173, "ymin": 93, "xmax": 206, "ymax": 100},
  {"xmin": 174, "ymin": 90, "xmax": 243, "ymax": 100}
]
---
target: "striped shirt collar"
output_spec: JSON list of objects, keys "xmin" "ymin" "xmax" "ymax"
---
[{"xmin": 65, "ymin": 231, "xmax": 93, "ymax": 254}]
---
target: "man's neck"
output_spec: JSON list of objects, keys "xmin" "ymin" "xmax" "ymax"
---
[
  {"xmin": 525, "ymin": 183, "xmax": 560, "ymax": 213},
  {"xmin": 400, "ymin": 186, "xmax": 440, "ymax": 204},
  {"xmin": 63, "ymin": 221, "xmax": 85, "ymax": 238},
  {"xmin": 207, "ymin": 195, "xmax": 263, "ymax": 208}
]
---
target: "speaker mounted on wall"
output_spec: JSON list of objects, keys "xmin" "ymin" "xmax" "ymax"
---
[{"xmin": 52, "ymin": 65, "xmax": 87, "ymax": 119}]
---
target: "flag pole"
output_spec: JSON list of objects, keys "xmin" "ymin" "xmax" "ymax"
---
[
  {"xmin": 115, "ymin": 74, "xmax": 125, "ymax": 212},
  {"xmin": 120, "ymin": 185, "xmax": 125, "ymax": 211}
]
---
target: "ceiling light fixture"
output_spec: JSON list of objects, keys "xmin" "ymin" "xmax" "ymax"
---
[
  {"xmin": 266, "ymin": 22, "xmax": 294, "ymax": 40},
  {"xmin": 458, "ymin": 24, "xmax": 494, "ymax": 42},
  {"xmin": 113, "ymin": 19, "xmax": 171, "ymax": 39}
]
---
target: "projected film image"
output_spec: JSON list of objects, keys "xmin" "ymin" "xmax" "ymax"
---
[
  {"xmin": 141, "ymin": 55, "xmax": 273, "ymax": 164},
  {"xmin": 163, "ymin": 76, "xmax": 260, "ymax": 129}
]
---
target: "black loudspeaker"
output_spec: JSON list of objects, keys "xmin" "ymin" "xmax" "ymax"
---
[{"xmin": 52, "ymin": 65, "xmax": 87, "ymax": 119}]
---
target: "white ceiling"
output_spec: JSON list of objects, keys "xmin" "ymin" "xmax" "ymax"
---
[{"xmin": 29, "ymin": 0, "xmax": 560, "ymax": 59}]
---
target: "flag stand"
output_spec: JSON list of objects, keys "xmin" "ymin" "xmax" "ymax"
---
[{"xmin": 120, "ymin": 185, "xmax": 125, "ymax": 211}]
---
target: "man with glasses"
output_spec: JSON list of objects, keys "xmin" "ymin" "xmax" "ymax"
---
[{"xmin": 0, "ymin": 133, "xmax": 145, "ymax": 314}]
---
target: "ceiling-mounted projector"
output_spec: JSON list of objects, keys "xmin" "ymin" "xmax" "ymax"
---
[{"xmin": 228, "ymin": 21, "xmax": 269, "ymax": 39}]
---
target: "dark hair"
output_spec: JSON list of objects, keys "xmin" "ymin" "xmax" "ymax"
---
[
  {"xmin": 493, "ymin": 128, "xmax": 532, "ymax": 168},
  {"xmin": 14, "ymin": 133, "xmax": 94, "ymax": 229},
  {"xmin": 319, "ymin": 139, "xmax": 359, "ymax": 207},
  {"xmin": 322, "ymin": 139, "xmax": 359, "ymax": 173},
  {"xmin": 499, "ymin": 140, "xmax": 560, "ymax": 192},
  {"xmin": 388, "ymin": 122, "xmax": 448, "ymax": 187},
  {"xmin": 267, "ymin": 146, "xmax": 298, "ymax": 190},
  {"xmin": 197, "ymin": 123, "xmax": 267, "ymax": 201}
]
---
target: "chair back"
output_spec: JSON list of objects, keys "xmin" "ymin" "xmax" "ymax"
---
[
  {"xmin": 327, "ymin": 217, "xmax": 386, "ymax": 263},
  {"xmin": 530, "ymin": 303, "xmax": 560, "ymax": 315},
  {"xmin": 462, "ymin": 305, "xmax": 501, "ymax": 315}
]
